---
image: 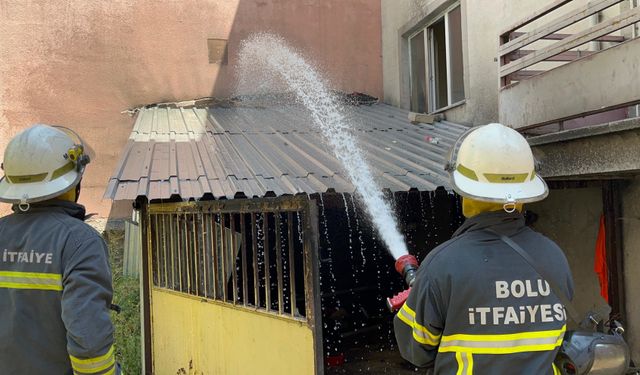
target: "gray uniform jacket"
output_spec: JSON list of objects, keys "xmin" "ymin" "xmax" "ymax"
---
[
  {"xmin": 394, "ymin": 211, "xmax": 574, "ymax": 375},
  {"xmin": 0, "ymin": 200, "xmax": 120, "ymax": 375}
]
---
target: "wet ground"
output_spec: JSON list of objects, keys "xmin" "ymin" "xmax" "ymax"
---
[{"xmin": 325, "ymin": 346, "xmax": 421, "ymax": 374}]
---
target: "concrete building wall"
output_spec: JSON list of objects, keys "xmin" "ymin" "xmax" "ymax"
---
[
  {"xmin": 0, "ymin": 0, "xmax": 382, "ymax": 217},
  {"xmin": 381, "ymin": 0, "xmax": 547, "ymax": 125},
  {"xmin": 530, "ymin": 182, "xmax": 640, "ymax": 363},
  {"xmin": 381, "ymin": 0, "xmax": 627, "ymax": 126},
  {"xmin": 529, "ymin": 188, "xmax": 607, "ymax": 320},
  {"xmin": 622, "ymin": 177, "xmax": 640, "ymax": 363}
]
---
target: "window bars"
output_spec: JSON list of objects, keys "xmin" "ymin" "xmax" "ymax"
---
[{"xmin": 147, "ymin": 198, "xmax": 313, "ymax": 319}]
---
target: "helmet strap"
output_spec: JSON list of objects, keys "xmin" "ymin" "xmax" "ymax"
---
[{"xmin": 503, "ymin": 202, "xmax": 517, "ymax": 213}]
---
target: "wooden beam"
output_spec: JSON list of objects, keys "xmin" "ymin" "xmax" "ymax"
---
[
  {"xmin": 510, "ymin": 49, "xmax": 596, "ymax": 62},
  {"xmin": 500, "ymin": 7, "xmax": 640, "ymax": 78},
  {"xmin": 500, "ymin": 0, "xmax": 573, "ymax": 37},
  {"xmin": 511, "ymin": 31, "xmax": 625, "ymax": 43},
  {"xmin": 500, "ymin": 0, "xmax": 622, "ymax": 56}
]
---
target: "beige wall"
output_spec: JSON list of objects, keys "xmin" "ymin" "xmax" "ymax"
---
[
  {"xmin": 623, "ymin": 177, "xmax": 640, "ymax": 363},
  {"xmin": 382, "ymin": 0, "xmax": 547, "ymax": 125},
  {"xmin": 381, "ymin": 0, "xmax": 629, "ymax": 126},
  {"xmin": 0, "ymin": 0, "xmax": 382, "ymax": 217},
  {"xmin": 528, "ymin": 182, "xmax": 640, "ymax": 363},
  {"xmin": 529, "ymin": 188, "xmax": 608, "ymax": 322}
]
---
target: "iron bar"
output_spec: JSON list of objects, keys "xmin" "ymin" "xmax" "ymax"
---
[
  {"xmin": 193, "ymin": 213, "xmax": 200, "ymax": 297},
  {"xmin": 288, "ymin": 212, "xmax": 297, "ymax": 317},
  {"xmin": 153, "ymin": 214, "xmax": 160, "ymax": 286},
  {"xmin": 263, "ymin": 213, "xmax": 271, "ymax": 311},
  {"xmin": 302, "ymin": 200, "xmax": 323, "ymax": 375},
  {"xmin": 230, "ymin": 214, "xmax": 238, "ymax": 304},
  {"xmin": 184, "ymin": 213, "xmax": 192, "ymax": 293},
  {"xmin": 169, "ymin": 214, "xmax": 176, "ymax": 289},
  {"xmin": 140, "ymin": 203, "xmax": 153, "ymax": 373},
  {"xmin": 162, "ymin": 214, "xmax": 168, "ymax": 288},
  {"xmin": 211, "ymin": 213, "xmax": 218, "ymax": 299},
  {"xmin": 251, "ymin": 213, "xmax": 260, "ymax": 308},
  {"xmin": 275, "ymin": 213, "xmax": 284, "ymax": 315},
  {"xmin": 201, "ymin": 212, "xmax": 208, "ymax": 298},
  {"xmin": 221, "ymin": 213, "xmax": 227, "ymax": 302},
  {"xmin": 240, "ymin": 213, "xmax": 248, "ymax": 307}
]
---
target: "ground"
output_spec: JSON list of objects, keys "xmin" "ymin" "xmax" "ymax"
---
[{"xmin": 103, "ymin": 227, "xmax": 142, "ymax": 375}]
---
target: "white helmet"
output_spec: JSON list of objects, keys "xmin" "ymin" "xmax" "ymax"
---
[
  {"xmin": 446, "ymin": 123, "xmax": 548, "ymax": 204},
  {"xmin": 0, "ymin": 124, "xmax": 90, "ymax": 207}
]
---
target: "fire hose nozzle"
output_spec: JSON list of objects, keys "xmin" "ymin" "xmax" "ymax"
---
[
  {"xmin": 387, "ymin": 254, "xmax": 420, "ymax": 312},
  {"xmin": 387, "ymin": 288, "xmax": 411, "ymax": 312},
  {"xmin": 395, "ymin": 254, "xmax": 419, "ymax": 287}
]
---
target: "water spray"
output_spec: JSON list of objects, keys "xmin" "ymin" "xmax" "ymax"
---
[{"xmin": 237, "ymin": 33, "xmax": 415, "ymax": 310}]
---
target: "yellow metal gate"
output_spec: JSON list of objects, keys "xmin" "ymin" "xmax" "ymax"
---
[{"xmin": 142, "ymin": 197, "xmax": 322, "ymax": 374}]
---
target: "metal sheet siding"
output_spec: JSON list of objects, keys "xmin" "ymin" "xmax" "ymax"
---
[{"xmin": 105, "ymin": 104, "xmax": 467, "ymax": 201}]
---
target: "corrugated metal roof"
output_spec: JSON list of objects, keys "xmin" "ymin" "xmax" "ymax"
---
[{"xmin": 105, "ymin": 103, "xmax": 467, "ymax": 201}]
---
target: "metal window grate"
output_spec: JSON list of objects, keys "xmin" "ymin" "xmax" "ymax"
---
[{"xmin": 147, "ymin": 199, "xmax": 311, "ymax": 319}]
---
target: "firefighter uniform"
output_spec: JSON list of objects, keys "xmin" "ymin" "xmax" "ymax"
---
[
  {"xmin": 394, "ymin": 210, "xmax": 574, "ymax": 374},
  {"xmin": 0, "ymin": 200, "xmax": 119, "ymax": 375}
]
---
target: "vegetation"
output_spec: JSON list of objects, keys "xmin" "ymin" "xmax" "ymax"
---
[{"xmin": 106, "ymin": 229, "xmax": 142, "ymax": 375}]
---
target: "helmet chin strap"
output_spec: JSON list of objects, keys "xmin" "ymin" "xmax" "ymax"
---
[
  {"xmin": 503, "ymin": 202, "xmax": 517, "ymax": 213},
  {"xmin": 18, "ymin": 195, "xmax": 30, "ymax": 212},
  {"xmin": 503, "ymin": 194, "xmax": 516, "ymax": 213}
]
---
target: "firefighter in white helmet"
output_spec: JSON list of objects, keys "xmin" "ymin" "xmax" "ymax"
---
[
  {"xmin": 0, "ymin": 124, "xmax": 121, "ymax": 374},
  {"xmin": 394, "ymin": 123, "xmax": 574, "ymax": 374}
]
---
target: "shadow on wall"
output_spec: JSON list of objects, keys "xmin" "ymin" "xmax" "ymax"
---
[
  {"xmin": 212, "ymin": 0, "xmax": 382, "ymax": 98},
  {"xmin": 0, "ymin": 0, "xmax": 382, "ymax": 220}
]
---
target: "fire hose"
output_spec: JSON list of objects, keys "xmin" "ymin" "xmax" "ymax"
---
[{"xmin": 386, "ymin": 254, "xmax": 419, "ymax": 312}]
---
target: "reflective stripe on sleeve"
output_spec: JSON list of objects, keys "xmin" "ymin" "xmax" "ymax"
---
[
  {"xmin": 439, "ymin": 325, "xmax": 566, "ymax": 354},
  {"xmin": 70, "ymin": 345, "xmax": 116, "ymax": 374},
  {"xmin": 0, "ymin": 271, "xmax": 62, "ymax": 291},
  {"xmin": 553, "ymin": 363, "xmax": 560, "ymax": 375},
  {"xmin": 396, "ymin": 303, "xmax": 441, "ymax": 346},
  {"xmin": 455, "ymin": 352, "xmax": 473, "ymax": 375}
]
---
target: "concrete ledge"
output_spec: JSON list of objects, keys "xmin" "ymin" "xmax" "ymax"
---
[
  {"xmin": 531, "ymin": 124, "xmax": 640, "ymax": 179},
  {"xmin": 528, "ymin": 117, "xmax": 640, "ymax": 146}
]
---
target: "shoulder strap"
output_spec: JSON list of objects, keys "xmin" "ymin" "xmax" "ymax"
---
[{"xmin": 486, "ymin": 229, "xmax": 581, "ymax": 325}]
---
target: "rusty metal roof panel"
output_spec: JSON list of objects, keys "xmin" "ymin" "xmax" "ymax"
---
[{"xmin": 105, "ymin": 103, "xmax": 467, "ymax": 201}]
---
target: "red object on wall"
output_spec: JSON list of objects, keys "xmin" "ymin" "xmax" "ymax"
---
[{"xmin": 594, "ymin": 214, "xmax": 609, "ymax": 303}]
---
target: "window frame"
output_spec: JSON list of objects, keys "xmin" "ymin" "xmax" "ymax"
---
[{"xmin": 408, "ymin": 2, "xmax": 464, "ymax": 113}]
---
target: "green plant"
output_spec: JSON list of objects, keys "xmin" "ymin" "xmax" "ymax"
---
[{"xmin": 106, "ymin": 229, "xmax": 142, "ymax": 375}]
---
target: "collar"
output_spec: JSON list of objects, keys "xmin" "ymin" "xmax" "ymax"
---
[
  {"xmin": 12, "ymin": 199, "xmax": 87, "ymax": 221},
  {"xmin": 452, "ymin": 210, "xmax": 525, "ymax": 238}
]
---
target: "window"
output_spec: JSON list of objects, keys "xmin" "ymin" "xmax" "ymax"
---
[{"xmin": 409, "ymin": 4, "xmax": 465, "ymax": 113}]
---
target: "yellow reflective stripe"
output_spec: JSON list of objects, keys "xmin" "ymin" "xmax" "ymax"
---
[
  {"xmin": 442, "ymin": 325, "xmax": 566, "ymax": 342},
  {"xmin": 51, "ymin": 161, "xmax": 75, "ymax": 180},
  {"xmin": 455, "ymin": 352, "xmax": 464, "ymax": 375},
  {"xmin": 457, "ymin": 164, "xmax": 479, "ymax": 181},
  {"xmin": 396, "ymin": 304, "xmax": 441, "ymax": 346},
  {"xmin": 553, "ymin": 363, "xmax": 560, "ymax": 375},
  {"xmin": 6, "ymin": 172, "xmax": 48, "ymax": 183},
  {"xmin": 0, "ymin": 271, "xmax": 62, "ymax": 291},
  {"xmin": 70, "ymin": 346, "xmax": 116, "ymax": 374},
  {"xmin": 483, "ymin": 172, "xmax": 529, "ymax": 183},
  {"xmin": 439, "ymin": 335, "xmax": 564, "ymax": 355},
  {"xmin": 455, "ymin": 352, "xmax": 473, "ymax": 375}
]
